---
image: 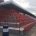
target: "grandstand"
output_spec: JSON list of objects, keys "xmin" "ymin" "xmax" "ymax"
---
[{"xmin": 0, "ymin": 3, "xmax": 36, "ymax": 36}]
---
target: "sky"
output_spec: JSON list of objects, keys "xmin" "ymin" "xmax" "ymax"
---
[
  {"xmin": 3, "ymin": 0, "xmax": 36, "ymax": 9},
  {"xmin": 13, "ymin": 0, "xmax": 36, "ymax": 16}
]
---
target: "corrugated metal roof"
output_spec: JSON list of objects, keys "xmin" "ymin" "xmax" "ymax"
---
[{"xmin": 0, "ymin": 1, "xmax": 35, "ymax": 18}]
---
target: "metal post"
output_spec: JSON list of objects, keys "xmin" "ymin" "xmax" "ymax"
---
[{"xmin": 3, "ymin": 25, "xmax": 9, "ymax": 36}]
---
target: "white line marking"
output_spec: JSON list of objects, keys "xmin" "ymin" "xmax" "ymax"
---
[
  {"xmin": 0, "ymin": 26, "xmax": 24, "ymax": 31},
  {"xmin": 0, "ymin": 22, "xmax": 20, "ymax": 24},
  {"xmin": 21, "ymin": 22, "xmax": 35, "ymax": 28},
  {"xmin": 9, "ymin": 27, "xmax": 24, "ymax": 31}
]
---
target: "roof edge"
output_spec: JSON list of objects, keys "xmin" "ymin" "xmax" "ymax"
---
[{"xmin": 0, "ymin": 3, "xmax": 36, "ymax": 18}]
